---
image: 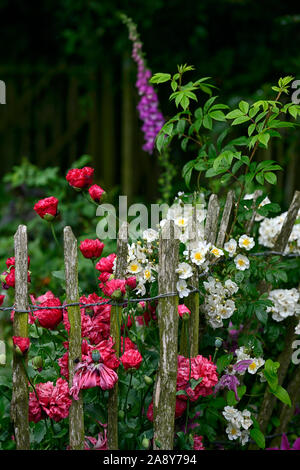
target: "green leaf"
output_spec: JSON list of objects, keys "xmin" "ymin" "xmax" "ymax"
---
[
  {"xmin": 171, "ymin": 80, "xmax": 178, "ymax": 92},
  {"xmin": 264, "ymin": 172, "xmax": 277, "ymax": 185},
  {"xmin": 204, "ymin": 96, "xmax": 218, "ymax": 113},
  {"xmin": 149, "ymin": 73, "xmax": 171, "ymax": 84},
  {"xmin": 226, "ymin": 109, "xmax": 244, "ymax": 119},
  {"xmin": 271, "ymin": 385, "xmax": 291, "ymax": 407},
  {"xmin": 217, "ymin": 354, "xmax": 233, "ymax": 373},
  {"xmin": 248, "ymin": 123, "xmax": 256, "ymax": 136},
  {"xmin": 190, "ymin": 378, "xmax": 203, "ymax": 390},
  {"xmin": 33, "ymin": 421, "xmax": 47, "ymax": 444},
  {"xmin": 239, "ymin": 100, "xmax": 249, "ymax": 114},
  {"xmin": 258, "ymin": 133, "xmax": 270, "ymax": 147},
  {"xmin": 52, "ymin": 270, "xmax": 65, "ymax": 281},
  {"xmin": 232, "ymin": 115, "xmax": 251, "ymax": 126},
  {"xmin": 250, "ymin": 428, "xmax": 265, "ymax": 449},
  {"xmin": 203, "ymin": 115, "xmax": 213, "ymax": 130},
  {"xmin": 176, "ymin": 119, "xmax": 186, "ymax": 134},
  {"xmin": 209, "ymin": 110, "xmax": 226, "ymax": 121}
]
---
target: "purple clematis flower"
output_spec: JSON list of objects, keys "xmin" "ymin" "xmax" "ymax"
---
[
  {"xmin": 233, "ymin": 360, "xmax": 253, "ymax": 373},
  {"xmin": 214, "ymin": 374, "xmax": 240, "ymax": 401},
  {"xmin": 267, "ymin": 434, "xmax": 300, "ymax": 450}
]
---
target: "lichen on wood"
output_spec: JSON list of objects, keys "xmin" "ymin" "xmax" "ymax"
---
[
  {"xmin": 107, "ymin": 222, "xmax": 128, "ymax": 450},
  {"xmin": 153, "ymin": 220, "xmax": 179, "ymax": 450},
  {"xmin": 11, "ymin": 225, "xmax": 30, "ymax": 449},
  {"xmin": 64, "ymin": 226, "xmax": 84, "ymax": 450}
]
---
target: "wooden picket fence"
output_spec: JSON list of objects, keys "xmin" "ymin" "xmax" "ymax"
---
[{"xmin": 8, "ymin": 190, "xmax": 300, "ymax": 450}]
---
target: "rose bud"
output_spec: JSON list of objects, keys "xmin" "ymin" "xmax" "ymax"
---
[
  {"xmin": 178, "ymin": 304, "xmax": 191, "ymax": 320},
  {"xmin": 34, "ymin": 197, "xmax": 59, "ymax": 221},
  {"xmin": 120, "ymin": 349, "xmax": 143, "ymax": 371},
  {"xmin": 137, "ymin": 301, "xmax": 146, "ymax": 314},
  {"xmin": 102, "ymin": 279, "xmax": 126, "ymax": 299},
  {"xmin": 142, "ymin": 438, "xmax": 150, "ymax": 449},
  {"xmin": 126, "ymin": 277, "xmax": 137, "ymax": 290},
  {"xmin": 79, "ymin": 239, "xmax": 104, "ymax": 260},
  {"xmin": 88, "ymin": 184, "xmax": 105, "ymax": 203},
  {"xmin": 66, "ymin": 167, "xmax": 94, "ymax": 189},
  {"xmin": 144, "ymin": 375, "xmax": 153, "ymax": 385},
  {"xmin": 32, "ymin": 356, "xmax": 43, "ymax": 371},
  {"xmin": 12, "ymin": 336, "xmax": 30, "ymax": 355}
]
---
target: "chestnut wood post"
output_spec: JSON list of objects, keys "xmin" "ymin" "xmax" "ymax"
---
[
  {"xmin": 153, "ymin": 220, "xmax": 179, "ymax": 450},
  {"xmin": 107, "ymin": 222, "xmax": 128, "ymax": 450},
  {"xmin": 64, "ymin": 226, "xmax": 84, "ymax": 450},
  {"xmin": 11, "ymin": 225, "xmax": 30, "ymax": 449}
]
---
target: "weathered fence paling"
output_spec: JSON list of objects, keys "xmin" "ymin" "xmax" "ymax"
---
[
  {"xmin": 64, "ymin": 226, "xmax": 84, "ymax": 450},
  {"xmin": 153, "ymin": 220, "xmax": 179, "ymax": 450},
  {"xmin": 11, "ymin": 225, "xmax": 30, "ymax": 450},
  {"xmin": 107, "ymin": 222, "xmax": 128, "ymax": 450}
]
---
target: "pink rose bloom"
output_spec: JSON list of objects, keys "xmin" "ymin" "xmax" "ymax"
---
[
  {"xmin": 98, "ymin": 272, "xmax": 112, "ymax": 283},
  {"xmin": 102, "ymin": 279, "xmax": 126, "ymax": 299},
  {"xmin": 88, "ymin": 184, "xmax": 105, "ymax": 203},
  {"xmin": 79, "ymin": 239, "xmax": 104, "ymax": 260},
  {"xmin": 34, "ymin": 197, "xmax": 59, "ymax": 220},
  {"xmin": 29, "ymin": 378, "xmax": 72, "ymax": 423},
  {"xmin": 126, "ymin": 276, "xmax": 137, "ymax": 289},
  {"xmin": 34, "ymin": 295, "xmax": 63, "ymax": 330},
  {"xmin": 12, "ymin": 336, "xmax": 30, "ymax": 355},
  {"xmin": 121, "ymin": 337, "xmax": 137, "ymax": 354},
  {"xmin": 120, "ymin": 349, "xmax": 143, "ymax": 371},
  {"xmin": 66, "ymin": 167, "xmax": 94, "ymax": 189},
  {"xmin": 95, "ymin": 253, "xmax": 116, "ymax": 273},
  {"xmin": 177, "ymin": 355, "xmax": 218, "ymax": 401}
]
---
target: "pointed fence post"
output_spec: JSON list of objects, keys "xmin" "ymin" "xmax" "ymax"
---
[
  {"xmin": 64, "ymin": 226, "xmax": 84, "ymax": 450},
  {"xmin": 180, "ymin": 205, "xmax": 199, "ymax": 357},
  {"xmin": 153, "ymin": 220, "xmax": 179, "ymax": 450},
  {"xmin": 204, "ymin": 194, "xmax": 220, "ymax": 245},
  {"xmin": 216, "ymin": 191, "xmax": 234, "ymax": 247},
  {"xmin": 251, "ymin": 190, "xmax": 300, "ymax": 442},
  {"xmin": 107, "ymin": 222, "xmax": 128, "ymax": 450},
  {"xmin": 11, "ymin": 225, "xmax": 30, "ymax": 449}
]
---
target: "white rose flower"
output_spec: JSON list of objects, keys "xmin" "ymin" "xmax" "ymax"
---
[{"xmin": 234, "ymin": 254, "xmax": 250, "ymax": 271}]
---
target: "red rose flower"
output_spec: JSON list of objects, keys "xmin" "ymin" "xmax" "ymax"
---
[
  {"xmin": 126, "ymin": 276, "xmax": 137, "ymax": 289},
  {"xmin": 95, "ymin": 253, "xmax": 116, "ymax": 273},
  {"xmin": 29, "ymin": 378, "xmax": 72, "ymax": 423},
  {"xmin": 120, "ymin": 337, "xmax": 137, "ymax": 354},
  {"xmin": 120, "ymin": 349, "xmax": 143, "ymax": 371},
  {"xmin": 88, "ymin": 184, "xmax": 105, "ymax": 203},
  {"xmin": 176, "ymin": 355, "xmax": 218, "ymax": 401},
  {"xmin": 6, "ymin": 256, "xmax": 30, "ymax": 269},
  {"xmin": 12, "ymin": 336, "xmax": 30, "ymax": 355},
  {"xmin": 79, "ymin": 239, "xmax": 104, "ymax": 260},
  {"xmin": 34, "ymin": 294, "xmax": 63, "ymax": 329},
  {"xmin": 102, "ymin": 279, "xmax": 126, "ymax": 299},
  {"xmin": 34, "ymin": 197, "xmax": 58, "ymax": 221},
  {"xmin": 66, "ymin": 167, "xmax": 94, "ymax": 189},
  {"xmin": 98, "ymin": 272, "xmax": 112, "ymax": 283},
  {"xmin": 2, "ymin": 268, "xmax": 31, "ymax": 289},
  {"xmin": 0, "ymin": 295, "xmax": 5, "ymax": 306}
]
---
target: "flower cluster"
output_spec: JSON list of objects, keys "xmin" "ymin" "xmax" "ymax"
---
[
  {"xmin": 222, "ymin": 406, "xmax": 253, "ymax": 445},
  {"xmin": 201, "ymin": 277, "xmax": 239, "ymax": 328},
  {"xmin": 267, "ymin": 288, "xmax": 299, "ymax": 322},
  {"xmin": 176, "ymin": 354, "xmax": 218, "ymax": 401},
  {"xmin": 259, "ymin": 209, "xmax": 300, "ymax": 254}
]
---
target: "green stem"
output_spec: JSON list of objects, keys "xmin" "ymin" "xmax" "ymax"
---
[
  {"xmin": 50, "ymin": 222, "xmax": 60, "ymax": 248},
  {"xmin": 21, "ymin": 357, "xmax": 39, "ymax": 402},
  {"xmin": 124, "ymin": 371, "xmax": 133, "ymax": 417}
]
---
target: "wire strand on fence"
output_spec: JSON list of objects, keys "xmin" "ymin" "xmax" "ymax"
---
[{"xmin": 0, "ymin": 249, "xmax": 298, "ymax": 313}]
